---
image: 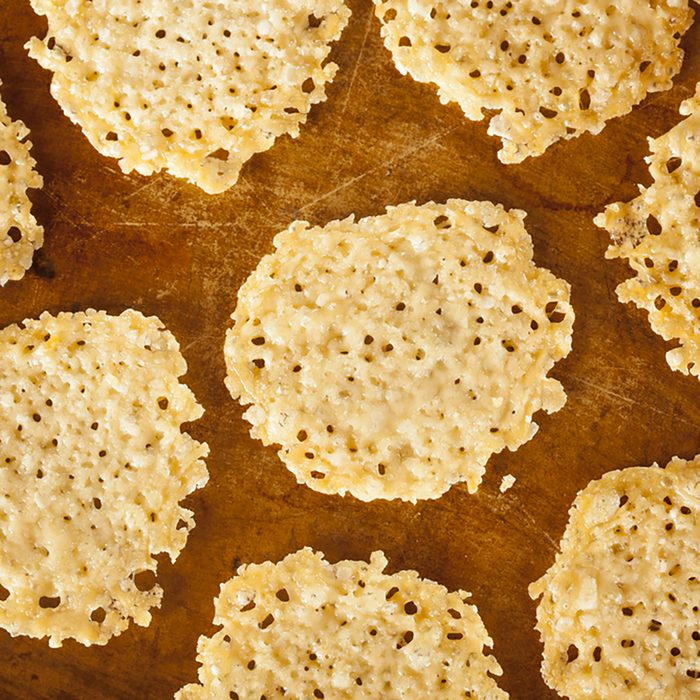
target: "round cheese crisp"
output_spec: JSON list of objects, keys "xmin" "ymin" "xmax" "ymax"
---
[
  {"xmin": 595, "ymin": 82, "xmax": 700, "ymax": 379},
  {"xmin": 225, "ymin": 200, "xmax": 573, "ymax": 502},
  {"xmin": 26, "ymin": 0, "xmax": 350, "ymax": 194},
  {"xmin": 176, "ymin": 548, "xmax": 508, "ymax": 699},
  {"xmin": 0, "ymin": 83, "xmax": 43, "ymax": 286},
  {"xmin": 530, "ymin": 456, "xmax": 700, "ymax": 699},
  {"xmin": 373, "ymin": 0, "xmax": 693, "ymax": 163},
  {"xmin": 0, "ymin": 309, "xmax": 209, "ymax": 647}
]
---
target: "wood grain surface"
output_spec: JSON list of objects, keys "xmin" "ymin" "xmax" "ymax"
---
[{"xmin": 1, "ymin": 1, "xmax": 699, "ymax": 698}]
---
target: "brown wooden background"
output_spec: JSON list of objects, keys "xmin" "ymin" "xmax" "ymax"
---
[{"xmin": 1, "ymin": 1, "xmax": 699, "ymax": 698}]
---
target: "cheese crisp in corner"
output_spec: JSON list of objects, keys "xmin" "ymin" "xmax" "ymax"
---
[
  {"xmin": 595, "ymin": 82, "xmax": 700, "ymax": 379},
  {"xmin": 0, "ymin": 82, "xmax": 43, "ymax": 286},
  {"xmin": 0, "ymin": 309, "xmax": 209, "ymax": 647},
  {"xmin": 530, "ymin": 455, "xmax": 700, "ymax": 699},
  {"xmin": 176, "ymin": 548, "xmax": 508, "ymax": 699},
  {"xmin": 224, "ymin": 200, "xmax": 574, "ymax": 502},
  {"xmin": 27, "ymin": 0, "xmax": 351, "ymax": 194}
]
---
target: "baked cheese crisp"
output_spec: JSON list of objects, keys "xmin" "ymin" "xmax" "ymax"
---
[
  {"xmin": 374, "ymin": 0, "xmax": 693, "ymax": 163},
  {"xmin": 225, "ymin": 200, "xmax": 573, "ymax": 501},
  {"xmin": 596, "ymin": 83, "xmax": 700, "ymax": 379},
  {"xmin": 0, "ymin": 310, "xmax": 208, "ymax": 646},
  {"xmin": 176, "ymin": 548, "xmax": 508, "ymax": 699},
  {"xmin": 27, "ymin": 0, "xmax": 350, "ymax": 194},
  {"xmin": 0, "ymin": 83, "xmax": 43, "ymax": 286},
  {"xmin": 530, "ymin": 456, "xmax": 700, "ymax": 699}
]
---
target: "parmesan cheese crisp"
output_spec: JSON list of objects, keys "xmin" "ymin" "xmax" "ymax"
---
[
  {"xmin": 0, "ymin": 310, "xmax": 209, "ymax": 646},
  {"xmin": 374, "ymin": 0, "xmax": 693, "ymax": 163},
  {"xmin": 595, "ymin": 82, "xmax": 700, "ymax": 379},
  {"xmin": 176, "ymin": 548, "xmax": 508, "ymax": 699},
  {"xmin": 26, "ymin": 0, "xmax": 350, "ymax": 194},
  {"xmin": 0, "ymin": 83, "xmax": 43, "ymax": 286},
  {"xmin": 225, "ymin": 200, "xmax": 573, "ymax": 502},
  {"xmin": 530, "ymin": 456, "xmax": 700, "ymax": 699}
]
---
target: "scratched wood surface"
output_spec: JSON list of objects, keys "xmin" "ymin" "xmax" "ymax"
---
[{"xmin": 1, "ymin": 2, "xmax": 699, "ymax": 698}]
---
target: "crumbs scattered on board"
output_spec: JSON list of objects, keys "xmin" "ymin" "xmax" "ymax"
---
[{"xmin": 500, "ymin": 474, "xmax": 516, "ymax": 493}]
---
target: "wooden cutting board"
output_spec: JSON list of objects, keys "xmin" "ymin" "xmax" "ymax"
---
[{"xmin": 1, "ymin": 2, "xmax": 699, "ymax": 698}]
